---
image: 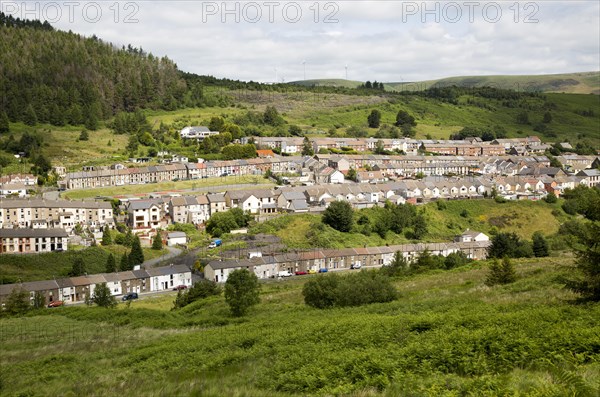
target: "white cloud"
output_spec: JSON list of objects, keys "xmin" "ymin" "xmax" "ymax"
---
[{"xmin": 6, "ymin": 0, "xmax": 599, "ymax": 82}]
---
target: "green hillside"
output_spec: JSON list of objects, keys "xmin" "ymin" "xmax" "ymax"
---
[
  {"xmin": 250, "ymin": 199, "xmax": 570, "ymax": 249},
  {"xmin": 1, "ymin": 257, "xmax": 598, "ymax": 396},
  {"xmin": 292, "ymin": 72, "xmax": 600, "ymax": 94},
  {"xmin": 388, "ymin": 71, "xmax": 600, "ymax": 95}
]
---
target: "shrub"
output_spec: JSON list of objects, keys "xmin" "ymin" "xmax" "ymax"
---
[
  {"xmin": 225, "ymin": 269, "xmax": 260, "ymax": 316},
  {"xmin": 564, "ymin": 221, "xmax": 600, "ymax": 301},
  {"xmin": 90, "ymin": 283, "xmax": 117, "ymax": 308},
  {"xmin": 380, "ymin": 251, "xmax": 410, "ymax": 277},
  {"xmin": 485, "ymin": 257, "xmax": 517, "ymax": 286},
  {"xmin": 544, "ymin": 192, "xmax": 558, "ymax": 203},
  {"xmin": 532, "ymin": 231, "xmax": 550, "ymax": 257},
  {"xmin": 303, "ymin": 272, "xmax": 397, "ymax": 309},
  {"xmin": 152, "ymin": 233, "xmax": 163, "ymax": 250},
  {"xmin": 303, "ymin": 273, "xmax": 340, "ymax": 309},
  {"xmin": 4, "ymin": 287, "xmax": 30, "ymax": 315},
  {"xmin": 173, "ymin": 280, "xmax": 221, "ymax": 309},
  {"xmin": 444, "ymin": 251, "xmax": 471, "ymax": 269},
  {"xmin": 489, "ymin": 232, "xmax": 533, "ymax": 258},
  {"xmin": 322, "ymin": 201, "xmax": 354, "ymax": 232},
  {"xmin": 335, "ymin": 272, "xmax": 397, "ymax": 307}
]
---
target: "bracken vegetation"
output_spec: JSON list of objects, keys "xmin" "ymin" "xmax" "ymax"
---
[{"xmin": 1, "ymin": 257, "xmax": 599, "ymax": 396}]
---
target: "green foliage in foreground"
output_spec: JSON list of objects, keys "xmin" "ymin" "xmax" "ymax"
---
[
  {"xmin": 1, "ymin": 258, "xmax": 599, "ymax": 396},
  {"xmin": 564, "ymin": 221, "xmax": 600, "ymax": 302},
  {"xmin": 303, "ymin": 271, "xmax": 397, "ymax": 309}
]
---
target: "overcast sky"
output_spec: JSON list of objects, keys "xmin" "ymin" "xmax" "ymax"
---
[{"xmin": 5, "ymin": 1, "xmax": 599, "ymax": 82}]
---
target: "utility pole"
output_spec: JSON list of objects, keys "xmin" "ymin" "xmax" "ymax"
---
[
  {"xmin": 302, "ymin": 60, "xmax": 306, "ymax": 80},
  {"xmin": 345, "ymin": 64, "xmax": 348, "ymax": 80}
]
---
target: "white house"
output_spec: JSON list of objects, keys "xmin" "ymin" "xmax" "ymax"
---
[
  {"xmin": 147, "ymin": 265, "xmax": 192, "ymax": 291},
  {"xmin": 455, "ymin": 230, "xmax": 490, "ymax": 243},
  {"xmin": 180, "ymin": 126, "xmax": 219, "ymax": 140},
  {"xmin": 204, "ymin": 260, "xmax": 254, "ymax": 283},
  {"xmin": 167, "ymin": 231, "xmax": 187, "ymax": 247}
]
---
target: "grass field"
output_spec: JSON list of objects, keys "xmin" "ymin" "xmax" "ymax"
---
[
  {"xmin": 62, "ymin": 175, "xmax": 272, "ymax": 199},
  {"xmin": 0, "ymin": 246, "xmax": 169, "ymax": 284},
  {"xmin": 1, "ymin": 257, "xmax": 598, "ymax": 396},
  {"xmin": 250, "ymin": 199, "xmax": 570, "ymax": 249}
]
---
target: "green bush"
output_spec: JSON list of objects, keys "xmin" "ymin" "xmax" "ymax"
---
[
  {"xmin": 173, "ymin": 280, "xmax": 221, "ymax": 309},
  {"xmin": 225, "ymin": 269, "xmax": 260, "ymax": 316},
  {"xmin": 485, "ymin": 257, "xmax": 517, "ymax": 286},
  {"xmin": 303, "ymin": 271, "xmax": 397, "ymax": 309}
]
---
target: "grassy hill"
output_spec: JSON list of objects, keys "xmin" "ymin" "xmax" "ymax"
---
[
  {"xmin": 291, "ymin": 72, "xmax": 600, "ymax": 94},
  {"xmin": 388, "ymin": 71, "xmax": 600, "ymax": 95},
  {"xmin": 250, "ymin": 199, "xmax": 571, "ymax": 249},
  {"xmin": 1, "ymin": 257, "xmax": 598, "ymax": 396},
  {"xmin": 0, "ymin": 246, "xmax": 169, "ymax": 284}
]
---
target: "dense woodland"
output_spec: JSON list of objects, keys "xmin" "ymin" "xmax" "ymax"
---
[{"xmin": 0, "ymin": 12, "xmax": 186, "ymax": 128}]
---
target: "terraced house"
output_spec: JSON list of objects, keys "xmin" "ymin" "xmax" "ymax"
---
[
  {"xmin": 0, "ymin": 198, "xmax": 113, "ymax": 232},
  {"xmin": 0, "ymin": 228, "xmax": 69, "ymax": 254}
]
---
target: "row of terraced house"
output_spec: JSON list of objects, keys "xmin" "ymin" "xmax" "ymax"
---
[
  {"xmin": 0, "ymin": 264, "xmax": 192, "ymax": 306},
  {"xmin": 61, "ymin": 153, "xmax": 562, "ymax": 190},
  {"xmin": 205, "ymin": 231, "xmax": 491, "ymax": 282}
]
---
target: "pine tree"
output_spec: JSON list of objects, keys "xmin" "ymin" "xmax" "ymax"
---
[
  {"xmin": 128, "ymin": 235, "xmax": 145, "ymax": 266},
  {"xmin": 367, "ymin": 109, "xmax": 381, "ymax": 128},
  {"xmin": 5, "ymin": 287, "xmax": 30, "ymax": 315},
  {"xmin": 69, "ymin": 257, "xmax": 86, "ymax": 277},
  {"xmin": 101, "ymin": 225, "xmax": 112, "ymax": 245},
  {"xmin": 0, "ymin": 111, "xmax": 9, "ymax": 133},
  {"xmin": 532, "ymin": 231, "xmax": 549, "ymax": 257},
  {"xmin": 91, "ymin": 283, "xmax": 117, "ymax": 308},
  {"xmin": 485, "ymin": 259, "xmax": 503, "ymax": 286},
  {"xmin": 152, "ymin": 232, "xmax": 163, "ymax": 250},
  {"xmin": 124, "ymin": 229, "xmax": 133, "ymax": 247},
  {"xmin": 486, "ymin": 257, "xmax": 517, "ymax": 286},
  {"xmin": 105, "ymin": 253, "xmax": 116, "ymax": 273},
  {"xmin": 119, "ymin": 254, "xmax": 130, "ymax": 271},
  {"xmin": 23, "ymin": 104, "xmax": 38, "ymax": 126},
  {"xmin": 33, "ymin": 291, "xmax": 46, "ymax": 309},
  {"xmin": 301, "ymin": 136, "xmax": 314, "ymax": 156}
]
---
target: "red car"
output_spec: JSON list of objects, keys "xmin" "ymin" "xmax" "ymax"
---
[
  {"xmin": 47, "ymin": 300, "xmax": 65, "ymax": 308},
  {"xmin": 295, "ymin": 271, "xmax": 308, "ymax": 276},
  {"xmin": 173, "ymin": 285, "xmax": 188, "ymax": 291}
]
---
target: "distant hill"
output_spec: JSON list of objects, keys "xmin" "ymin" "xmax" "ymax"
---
[
  {"xmin": 289, "ymin": 79, "xmax": 364, "ymax": 89},
  {"xmin": 388, "ymin": 72, "xmax": 600, "ymax": 95},
  {"xmin": 290, "ymin": 72, "xmax": 600, "ymax": 94}
]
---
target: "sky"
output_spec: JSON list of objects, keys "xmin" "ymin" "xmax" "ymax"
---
[{"xmin": 3, "ymin": 0, "xmax": 600, "ymax": 82}]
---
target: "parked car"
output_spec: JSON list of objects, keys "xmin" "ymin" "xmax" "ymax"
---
[
  {"xmin": 220, "ymin": 172, "xmax": 229, "ymax": 177},
  {"xmin": 307, "ymin": 269, "xmax": 317, "ymax": 274},
  {"xmin": 122, "ymin": 292, "xmax": 139, "ymax": 301},
  {"xmin": 47, "ymin": 300, "xmax": 64, "ymax": 308},
  {"xmin": 173, "ymin": 285, "xmax": 188, "ymax": 291},
  {"xmin": 295, "ymin": 271, "xmax": 308, "ymax": 276},
  {"xmin": 350, "ymin": 263, "xmax": 362, "ymax": 269},
  {"xmin": 318, "ymin": 268, "xmax": 328, "ymax": 273},
  {"xmin": 277, "ymin": 270, "xmax": 293, "ymax": 277}
]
